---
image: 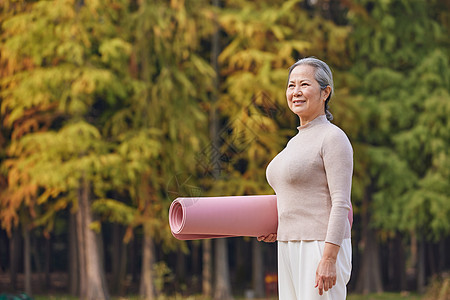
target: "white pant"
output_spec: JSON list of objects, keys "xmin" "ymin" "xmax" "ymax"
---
[{"xmin": 277, "ymin": 239, "xmax": 352, "ymax": 300}]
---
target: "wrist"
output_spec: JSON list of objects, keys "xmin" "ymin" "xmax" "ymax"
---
[
  {"xmin": 322, "ymin": 242, "xmax": 340, "ymax": 262},
  {"xmin": 321, "ymin": 255, "xmax": 337, "ymax": 263}
]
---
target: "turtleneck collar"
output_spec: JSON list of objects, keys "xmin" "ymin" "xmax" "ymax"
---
[{"xmin": 296, "ymin": 114, "xmax": 329, "ymax": 131}]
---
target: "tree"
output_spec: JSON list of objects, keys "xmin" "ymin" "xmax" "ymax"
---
[
  {"xmin": 0, "ymin": 1, "xmax": 145, "ymax": 298},
  {"xmin": 1, "ymin": 0, "xmax": 448, "ymax": 297},
  {"xmin": 2, "ymin": 1, "xmax": 216, "ymax": 298},
  {"xmin": 0, "ymin": 0, "xmax": 60, "ymax": 294},
  {"xmin": 344, "ymin": 0, "xmax": 450, "ymax": 293},
  {"xmin": 127, "ymin": 1, "xmax": 215, "ymax": 298},
  {"xmin": 214, "ymin": 0, "xmax": 352, "ymax": 296}
]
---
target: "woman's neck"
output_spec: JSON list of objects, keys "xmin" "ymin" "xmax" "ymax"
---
[{"xmin": 299, "ymin": 112, "xmax": 325, "ymax": 126}]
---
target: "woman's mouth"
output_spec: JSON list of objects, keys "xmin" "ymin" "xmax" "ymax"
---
[{"xmin": 293, "ymin": 99, "xmax": 305, "ymax": 105}]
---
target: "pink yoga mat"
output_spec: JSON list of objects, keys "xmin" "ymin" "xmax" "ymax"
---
[
  {"xmin": 169, "ymin": 195, "xmax": 353, "ymax": 240},
  {"xmin": 169, "ymin": 195, "xmax": 277, "ymax": 240}
]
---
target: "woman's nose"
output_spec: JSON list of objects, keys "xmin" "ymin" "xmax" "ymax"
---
[{"xmin": 293, "ymin": 87, "xmax": 302, "ymax": 96}]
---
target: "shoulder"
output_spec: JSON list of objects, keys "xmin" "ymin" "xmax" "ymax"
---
[
  {"xmin": 323, "ymin": 122, "xmax": 351, "ymax": 144},
  {"xmin": 321, "ymin": 123, "xmax": 353, "ymax": 155}
]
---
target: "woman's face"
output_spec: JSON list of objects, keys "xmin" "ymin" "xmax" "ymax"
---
[{"xmin": 286, "ymin": 65, "xmax": 329, "ymax": 125}]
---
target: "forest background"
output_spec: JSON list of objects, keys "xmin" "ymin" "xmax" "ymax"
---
[{"xmin": 0, "ymin": 0, "xmax": 449, "ymax": 299}]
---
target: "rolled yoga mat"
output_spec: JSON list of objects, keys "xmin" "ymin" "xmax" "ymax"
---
[
  {"xmin": 169, "ymin": 195, "xmax": 353, "ymax": 240},
  {"xmin": 169, "ymin": 195, "xmax": 278, "ymax": 240}
]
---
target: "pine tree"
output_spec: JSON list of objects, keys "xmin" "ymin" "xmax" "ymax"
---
[
  {"xmin": 212, "ymin": 0, "xmax": 352, "ymax": 297},
  {"xmin": 125, "ymin": 1, "xmax": 215, "ymax": 298},
  {"xmin": 344, "ymin": 0, "xmax": 450, "ymax": 293},
  {"xmin": 0, "ymin": 1, "xmax": 146, "ymax": 298}
]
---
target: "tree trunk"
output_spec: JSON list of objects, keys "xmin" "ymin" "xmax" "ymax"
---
[
  {"xmin": 31, "ymin": 234, "xmax": 43, "ymax": 289},
  {"xmin": 417, "ymin": 239, "xmax": 426, "ymax": 293},
  {"xmin": 130, "ymin": 236, "xmax": 138, "ymax": 285},
  {"xmin": 252, "ymin": 239, "xmax": 264, "ymax": 298},
  {"xmin": 176, "ymin": 247, "xmax": 186, "ymax": 287},
  {"xmin": 118, "ymin": 239, "xmax": 127, "ymax": 296},
  {"xmin": 76, "ymin": 187, "xmax": 88, "ymax": 298},
  {"xmin": 355, "ymin": 226, "xmax": 383, "ymax": 294},
  {"xmin": 191, "ymin": 241, "xmax": 201, "ymax": 291},
  {"xmin": 0, "ymin": 231, "xmax": 6, "ymax": 273},
  {"xmin": 393, "ymin": 234, "xmax": 407, "ymax": 291},
  {"xmin": 111, "ymin": 224, "xmax": 128, "ymax": 296},
  {"xmin": 45, "ymin": 236, "xmax": 51, "ymax": 290},
  {"xmin": 111, "ymin": 224, "xmax": 121, "ymax": 294},
  {"xmin": 235, "ymin": 238, "xmax": 245, "ymax": 285},
  {"xmin": 214, "ymin": 238, "xmax": 233, "ymax": 300},
  {"xmin": 69, "ymin": 210, "xmax": 79, "ymax": 296},
  {"xmin": 9, "ymin": 226, "xmax": 20, "ymax": 290},
  {"xmin": 23, "ymin": 226, "xmax": 32, "ymax": 296},
  {"xmin": 427, "ymin": 241, "xmax": 436, "ymax": 277},
  {"xmin": 202, "ymin": 239, "xmax": 212, "ymax": 298},
  {"xmin": 139, "ymin": 228, "xmax": 155, "ymax": 299},
  {"xmin": 77, "ymin": 178, "xmax": 110, "ymax": 300},
  {"xmin": 438, "ymin": 240, "xmax": 446, "ymax": 274},
  {"xmin": 209, "ymin": 0, "xmax": 232, "ymax": 298},
  {"xmin": 355, "ymin": 186, "xmax": 383, "ymax": 294}
]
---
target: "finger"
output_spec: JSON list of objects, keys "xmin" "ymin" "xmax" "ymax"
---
[
  {"xmin": 318, "ymin": 278, "xmax": 324, "ymax": 295},
  {"xmin": 323, "ymin": 279, "xmax": 329, "ymax": 292}
]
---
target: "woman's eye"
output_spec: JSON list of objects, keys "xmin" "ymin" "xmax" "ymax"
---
[
  {"xmin": 288, "ymin": 84, "xmax": 295, "ymax": 88},
  {"xmin": 302, "ymin": 83, "xmax": 309, "ymax": 86}
]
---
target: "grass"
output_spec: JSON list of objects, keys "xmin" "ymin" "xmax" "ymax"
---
[
  {"xmin": 347, "ymin": 292, "xmax": 423, "ymax": 300},
  {"xmin": 31, "ymin": 292, "xmax": 423, "ymax": 300}
]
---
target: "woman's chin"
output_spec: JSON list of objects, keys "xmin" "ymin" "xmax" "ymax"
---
[{"xmin": 290, "ymin": 107, "xmax": 305, "ymax": 117}]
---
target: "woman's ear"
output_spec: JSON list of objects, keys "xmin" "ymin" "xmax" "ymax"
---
[{"xmin": 322, "ymin": 86, "xmax": 332, "ymax": 101}]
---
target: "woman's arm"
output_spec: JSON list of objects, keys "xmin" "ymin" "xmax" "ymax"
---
[
  {"xmin": 322, "ymin": 128, "xmax": 353, "ymax": 245},
  {"xmin": 316, "ymin": 129, "xmax": 352, "ymax": 295},
  {"xmin": 315, "ymin": 242, "xmax": 340, "ymax": 295}
]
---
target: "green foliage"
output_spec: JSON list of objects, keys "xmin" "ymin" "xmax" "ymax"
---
[
  {"xmin": 209, "ymin": 0, "xmax": 352, "ymax": 197},
  {"xmin": 348, "ymin": 0, "xmax": 450, "ymax": 240},
  {"xmin": 0, "ymin": 2, "xmax": 449, "ymax": 291},
  {"xmin": 152, "ymin": 261, "xmax": 174, "ymax": 296},
  {"xmin": 0, "ymin": 0, "xmax": 218, "ymax": 255},
  {"xmin": 348, "ymin": 0, "xmax": 445, "ymax": 70},
  {"xmin": 125, "ymin": 0, "xmax": 215, "ymax": 250},
  {"xmin": 91, "ymin": 198, "xmax": 137, "ymax": 225},
  {"xmin": 0, "ymin": 0, "xmax": 155, "ymax": 237}
]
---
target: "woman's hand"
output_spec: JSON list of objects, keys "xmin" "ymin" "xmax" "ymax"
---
[
  {"xmin": 257, "ymin": 233, "xmax": 277, "ymax": 243},
  {"xmin": 315, "ymin": 242, "xmax": 340, "ymax": 295},
  {"xmin": 315, "ymin": 256, "xmax": 337, "ymax": 295}
]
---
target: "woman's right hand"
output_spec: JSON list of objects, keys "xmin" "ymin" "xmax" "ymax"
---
[{"xmin": 257, "ymin": 233, "xmax": 277, "ymax": 243}]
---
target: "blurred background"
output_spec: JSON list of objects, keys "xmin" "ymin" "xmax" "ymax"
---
[{"xmin": 0, "ymin": 0, "xmax": 449, "ymax": 299}]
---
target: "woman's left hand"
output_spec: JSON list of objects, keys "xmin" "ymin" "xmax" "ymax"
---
[
  {"xmin": 257, "ymin": 233, "xmax": 277, "ymax": 243},
  {"xmin": 315, "ymin": 242, "xmax": 339, "ymax": 295},
  {"xmin": 315, "ymin": 257, "xmax": 337, "ymax": 295}
]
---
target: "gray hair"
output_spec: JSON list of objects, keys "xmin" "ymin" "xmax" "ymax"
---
[{"xmin": 287, "ymin": 57, "xmax": 334, "ymax": 121}]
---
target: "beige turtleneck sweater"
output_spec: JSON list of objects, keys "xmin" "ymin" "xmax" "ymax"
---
[{"xmin": 266, "ymin": 115, "xmax": 353, "ymax": 246}]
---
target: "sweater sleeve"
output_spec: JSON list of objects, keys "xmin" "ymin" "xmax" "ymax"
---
[{"xmin": 322, "ymin": 128, "xmax": 353, "ymax": 246}]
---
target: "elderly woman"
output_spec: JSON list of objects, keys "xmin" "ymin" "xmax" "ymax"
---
[{"xmin": 259, "ymin": 57, "xmax": 353, "ymax": 299}]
